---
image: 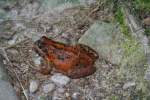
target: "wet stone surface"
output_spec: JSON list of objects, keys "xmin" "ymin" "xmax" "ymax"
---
[{"xmin": 0, "ymin": 80, "xmax": 19, "ymax": 100}]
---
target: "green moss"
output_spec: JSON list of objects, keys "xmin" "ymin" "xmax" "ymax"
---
[
  {"xmin": 129, "ymin": 0, "xmax": 150, "ymax": 19},
  {"xmin": 144, "ymin": 29, "xmax": 150, "ymax": 36},
  {"xmin": 111, "ymin": 95, "xmax": 119, "ymax": 100},
  {"xmin": 115, "ymin": 7, "xmax": 130, "ymax": 37},
  {"xmin": 114, "ymin": 4, "xmax": 149, "ymax": 98},
  {"xmin": 130, "ymin": 88, "xmax": 150, "ymax": 100},
  {"xmin": 134, "ymin": 0, "xmax": 150, "ymax": 11},
  {"xmin": 119, "ymin": 36, "xmax": 149, "ymax": 99},
  {"xmin": 120, "ymin": 38, "xmax": 146, "ymax": 76},
  {"xmin": 121, "ymin": 38, "xmax": 140, "ymax": 57},
  {"xmin": 38, "ymin": 95, "xmax": 47, "ymax": 100}
]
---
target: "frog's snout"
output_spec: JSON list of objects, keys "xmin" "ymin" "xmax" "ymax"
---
[
  {"xmin": 34, "ymin": 37, "xmax": 49, "ymax": 54},
  {"xmin": 35, "ymin": 39, "xmax": 43, "ymax": 49},
  {"xmin": 35, "ymin": 36, "xmax": 47, "ymax": 48}
]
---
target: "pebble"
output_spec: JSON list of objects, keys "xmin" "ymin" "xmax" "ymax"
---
[
  {"xmin": 33, "ymin": 56, "xmax": 41, "ymax": 66},
  {"xmin": 8, "ymin": 38, "xmax": 16, "ymax": 45},
  {"xmin": 65, "ymin": 92, "xmax": 71, "ymax": 98},
  {"xmin": 32, "ymin": 52, "xmax": 42, "ymax": 66},
  {"xmin": 51, "ymin": 73, "xmax": 70, "ymax": 87},
  {"xmin": 123, "ymin": 81, "xmax": 136, "ymax": 89},
  {"xmin": 52, "ymin": 91, "xmax": 64, "ymax": 100},
  {"xmin": 29, "ymin": 80, "xmax": 39, "ymax": 93},
  {"xmin": 7, "ymin": 34, "xmax": 18, "ymax": 45},
  {"xmin": 7, "ymin": 49, "xmax": 18, "ymax": 55},
  {"xmin": 37, "ymin": 95, "xmax": 47, "ymax": 100},
  {"xmin": 57, "ymin": 87, "xmax": 65, "ymax": 93},
  {"xmin": 43, "ymin": 83, "xmax": 55, "ymax": 93},
  {"xmin": 71, "ymin": 92, "xmax": 81, "ymax": 100}
]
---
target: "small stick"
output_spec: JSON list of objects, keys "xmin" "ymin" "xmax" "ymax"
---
[
  {"xmin": 0, "ymin": 48, "xmax": 29, "ymax": 100},
  {"xmin": 13, "ymin": 70, "xmax": 29, "ymax": 100},
  {"xmin": 4, "ymin": 39, "xmax": 29, "ymax": 50}
]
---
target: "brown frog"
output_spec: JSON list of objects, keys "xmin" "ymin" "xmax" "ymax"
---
[{"xmin": 34, "ymin": 36, "xmax": 99, "ymax": 79}]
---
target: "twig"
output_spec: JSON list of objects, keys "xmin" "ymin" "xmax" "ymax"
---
[
  {"xmin": 3, "ymin": 39, "xmax": 29, "ymax": 50},
  {"xmin": 0, "ymin": 48, "xmax": 13, "ymax": 66},
  {"xmin": 26, "ymin": 61, "xmax": 38, "ymax": 70},
  {"xmin": 13, "ymin": 70, "xmax": 29, "ymax": 100},
  {"xmin": 87, "ymin": 0, "xmax": 103, "ymax": 17},
  {"xmin": 0, "ymin": 48, "xmax": 29, "ymax": 100}
]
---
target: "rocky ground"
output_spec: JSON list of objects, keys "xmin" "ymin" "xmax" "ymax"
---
[{"xmin": 0, "ymin": 0, "xmax": 150, "ymax": 100}]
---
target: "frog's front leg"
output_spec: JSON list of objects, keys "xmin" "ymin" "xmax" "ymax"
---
[{"xmin": 33, "ymin": 44, "xmax": 53, "ymax": 75}]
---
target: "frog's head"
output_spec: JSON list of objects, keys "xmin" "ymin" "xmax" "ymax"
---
[
  {"xmin": 34, "ymin": 36, "xmax": 50, "ymax": 48},
  {"xmin": 34, "ymin": 36, "xmax": 50, "ymax": 55}
]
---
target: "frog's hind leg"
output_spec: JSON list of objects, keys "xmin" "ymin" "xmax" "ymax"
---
[
  {"xmin": 78, "ymin": 44, "xmax": 99, "ymax": 60},
  {"xmin": 67, "ymin": 65, "xmax": 96, "ymax": 79}
]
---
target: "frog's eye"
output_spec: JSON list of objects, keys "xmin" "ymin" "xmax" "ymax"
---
[
  {"xmin": 41, "ymin": 36, "xmax": 47, "ymax": 41},
  {"xmin": 34, "ymin": 40, "xmax": 43, "ymax": 49}
]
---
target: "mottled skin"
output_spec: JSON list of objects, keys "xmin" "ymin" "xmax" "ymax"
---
[{"xmin": 34, "ymin": 36, "xmax": 99, "ymax": 79}]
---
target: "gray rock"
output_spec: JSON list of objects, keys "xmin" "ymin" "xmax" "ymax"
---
[
  {"xmin": 78, "ymin": 21, "xmax": 123, "ymax": 65},
  {"xmin": 43, "ymin": 83, "xmax": 55, "ymax": 93},
  {"xmin": 0, "ymin": 80, "xmax": 19, "ymax": 100},
  {"xmin": 32, "ymin": 53, "xmax": 42, "ymax": 66},
  {"xmin": 57, "ymin": 87, "xmax": 65, "ymax": 93},
  {"xmin": 7, "ymin": 49, "xmax": 18, "ymax": 55},
  {"xmin": 51, "ymin": 73, "xmax": 70, "ymax": 87},
  {"xmin": 123, "ymin": 81, "xmax": 136, "ymax": 89},
  {"xmin": 71, "ymin": 92, "xmax": 81, "ymax": 100},
  {"xmin": 29, "ymin": 80, "xmax": 39, "ymax": 93},
  {"xmin": 78, "ymin": 21, "xmax": 147, "ymax": 97},
  {"xmin": 79, "ymin": 21, "xmax": 147, "ymax": 68}
]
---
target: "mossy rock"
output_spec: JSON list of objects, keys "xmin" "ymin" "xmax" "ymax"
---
[
  {"xmin": 79, "ymin": 21, "xmax": 123, "ymax": 65},
  {"xmin": 79, "ymin": 21, "xmax": 149, "ymax": 98}
]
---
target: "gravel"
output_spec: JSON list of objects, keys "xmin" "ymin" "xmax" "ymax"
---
[
  {"xmin": 42, "ymin": 83, "xmax": 55, "ymax": 93},
  {"xmin": 123, "ymin": 81, "xmax": 136, "ymax": 90},
  {"xmin": 51, "ymin": 73, "xmax": 70, "ymax": 87},
  {"xmin": 29, "ymin": 80, "xmax": 39, "ymax": 93}
]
